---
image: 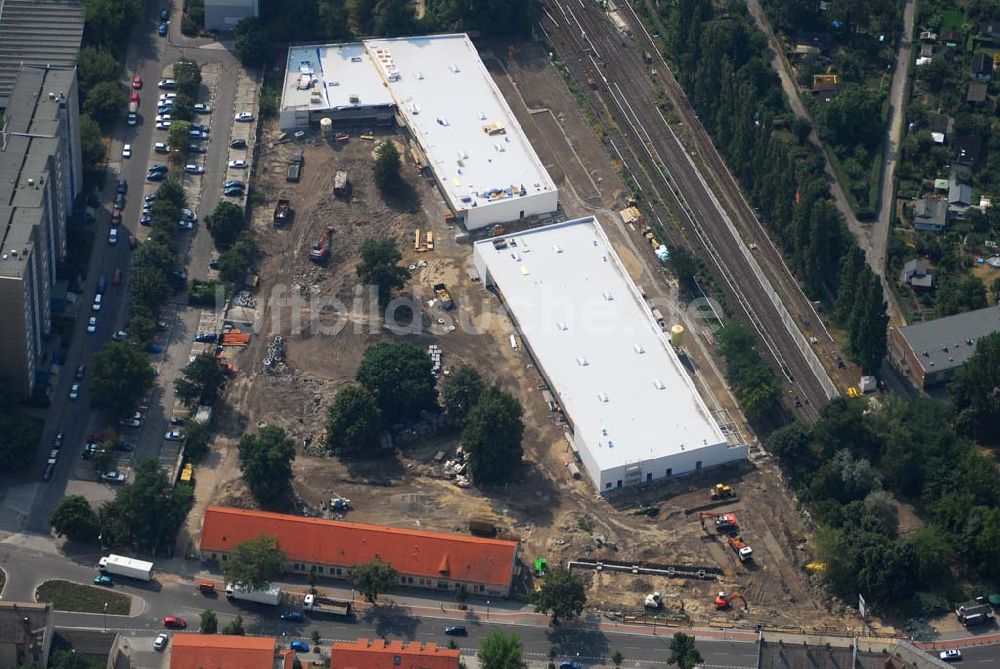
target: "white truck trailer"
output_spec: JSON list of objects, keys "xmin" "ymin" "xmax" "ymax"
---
[
  {"xmin": 303, "ymin": 593, "xmax": 352, "ymax": 617},
  {"xmin": 225, "ymin": 583, "xmax": 282, "ymax": 606},
  {"xmin": 98, "ymin": 554, "xmax": 154, "ymax": 581}
]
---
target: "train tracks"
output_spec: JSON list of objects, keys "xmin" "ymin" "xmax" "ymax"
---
[{"xmin": 539, "ymin": 0, "xmax": 838, "ymax": 420}]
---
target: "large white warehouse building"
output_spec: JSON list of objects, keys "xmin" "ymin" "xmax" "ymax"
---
[
  {"xmin": 473, "ymin": 217, "xmax": 747, "ymax": 493},
  {"xmin": 279, "ymin": 34, "xmax": 558, "ymax": 231}
]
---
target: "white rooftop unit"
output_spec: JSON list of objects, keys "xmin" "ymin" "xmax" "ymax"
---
[{"xmin": 473, "ymin": 217, "xmax": 746, "ymax": 493}]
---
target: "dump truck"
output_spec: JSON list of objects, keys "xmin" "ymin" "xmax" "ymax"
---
[
  {"xmin": 226, "ymin": 583, "xmax": 282, "ymax": 606},
  {"xmin": 333, "ymin": 171, "xmax": 350, "ymax": 197},
  {"xmin": 433, "ymin": 283, "xmax": 454, "ymax": 310},
  {"xmin": 728, "ymin": 535, "xmax": 754, "ymax": 562},
  {"xmin": 309, "ymin": 227, "xmax": 333, "ymax": 262},
  {"xmin": 273, "ymin": 198, "xmax": 291, "ymax": 226},
  {"xmin": 303, "ymin": 593, "xmax": 351, "ymax": 617},
  {"xmin": 99, "ymin": 554, "xmax": 154, "ymax": 581}
]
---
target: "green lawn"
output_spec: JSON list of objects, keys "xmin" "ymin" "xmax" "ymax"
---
[
  {"xmin": 940, "ymin": 9, "xmax": 965, "ymax": 35},
  {"xmin": 36, "ymin": 580, "xmax": 131, "ymax": 615}
]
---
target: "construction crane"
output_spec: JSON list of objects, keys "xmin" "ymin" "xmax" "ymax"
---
[
  {"xmin": 710, "ymin": 483, "xmax": 736, "ymax": 500},
  {"xmin": 698, "ymin": 512, "xmax": 738, "ymax": 534},
  {"xmin": 714, "ymin": 591, "xmax": 748, "ymax": 610}
]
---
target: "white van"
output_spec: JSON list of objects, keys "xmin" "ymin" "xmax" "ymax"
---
[{"xmin": 92, "ymin": 294, "xmax": 103, "ymax": 311}]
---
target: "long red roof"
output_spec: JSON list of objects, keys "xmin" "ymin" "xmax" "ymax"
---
[
  {"xmin": 330, "ymin": 638, "xmax": 460, "ymax": 669},
  {"xmin": 200, "ymin": 506, "xmax": 518, "ymax": 587}
]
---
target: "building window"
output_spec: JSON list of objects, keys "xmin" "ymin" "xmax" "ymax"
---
[
  {"xmin": 605, "ymin": 482, "xmax": 612, "ymax": 489},
  {"xmin": 335, "ymin": 568, "xmax": 342, "ymax": 576},
  {"xmin": 666, "ymin": 468, "xmax": 672, "ymax": 476},
  {"xmin": 695, "ymin": 460, "xmax": 702, "ymax": 470},
  {"xmin": 617, "ymin": 480, "xmax": 622, "ymax": 488},
  {"xmin": 317, "ymin": 566, "xmax": 324, "ymax": 573},
  {"xmin": 438, "ymin": 581, "xmax": 449, "ymax": 589},
  {"xmin": 394, "ymin": 656, "xmax": 402, "ymax": 666},
  {"xmin": 646, "ymin": 473, "xmax": 653, "ymax": 482}
]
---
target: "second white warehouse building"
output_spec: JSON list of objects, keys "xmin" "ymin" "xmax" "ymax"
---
[{"xmin": 473, "ymin": 217, "xmax": 747, "ymax": 493}]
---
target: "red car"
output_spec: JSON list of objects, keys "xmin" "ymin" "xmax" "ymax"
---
[
  {"xmin": 130, "ymin": 91, "xmax": 140, "ymax": 103},
  {"xmin": 163, "ymin": 616, "xmax": 186, "ymax": 629},
  {"xmin": 132, "ymin": 74, "xmax": 142, "ymax": 90},
  {"xmin": 111, "ymin": 210, "xmax": 121, "ymax": 226},
  {"xmin": 112, "ymin": 268, "xmax": 123, "ymax": 286}
]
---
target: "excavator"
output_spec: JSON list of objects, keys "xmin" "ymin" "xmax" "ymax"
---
[
  {"xmin": 711, "ymin": 483, "xmax": 736, "ymax": 500},
  {"xmin": 698, "ymin": 512, "xmax": 738, "ymax": 534},
  {"xmin": 714, "ymin": 591, "xmax": 748, "ymax": 610}
]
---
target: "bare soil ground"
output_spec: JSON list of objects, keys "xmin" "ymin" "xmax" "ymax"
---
[{"xmin": 187, "ymin": 44, "xmax": 859, "ymax": 633}]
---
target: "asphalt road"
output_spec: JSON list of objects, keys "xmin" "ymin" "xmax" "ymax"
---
[
  {"xmin": 539, "ymin": 0, "xmax": 836, "ymax": 419},
  {"xmin": 21, "ymin": 0, "xmax": 244, "ymax": 534}
]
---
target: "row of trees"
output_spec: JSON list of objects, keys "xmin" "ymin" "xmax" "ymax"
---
[
  {"xmin": 656, "ymin": 0, "xmax": 888, "ymax": 372},
  {"xmin": 717, "ymin": 324, "xmax": 781, "ymax": 423},
  {"xmin": 205, "ymin": 201, "xmax": 258, "ymax": 286},
  {"xmin": 0, "ymin": 388, "xmax": 43, "ymax": 471},
  {"xmin": 51, "ymin": 458, "xmax": 193, "ymax": 552}
]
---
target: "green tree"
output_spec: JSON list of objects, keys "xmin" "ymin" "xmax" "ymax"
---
[
  {"xmin": 49, "ymin": 650, "xmax": 103, "ymax": 669},
  {"xmin": 84, "ymin": 81, "xmax": 126, "ymax": 128},
  {"xmin": 668, "ymin": 245, "xmax": 699, "ymax": 298},
  {"xmin": 100, "ymin": 458, "xmax": 194, "ymax": 552},
  {"xmin": 174, "ymin": 352, "xmax": 227, "ymax": 408},
  {"xmin": 238, "ymin": 426, "xmax": 296, "ymax": 505},
  {"xmin": 346, "ymin": 0, "xmax": 375, "ymax": 33},
  {"xmin": 318, "ymin": 0, "xmax": 351, "ymax": 38},
  {"xmin": 356, "ymin": 341, "xmax": 437, "ymax": 420},
  {"xmin": 76, "ymin": 46, "xmax": 121, "ymax": 94},
  {"xmin": 234, "ymin": 16, "xmax": 270, "ymax": 67},
  {"xmin": 530, "ymin": 566, "xmax": 586, "ymax": 623},
  {"xmin": 373, "ymin": 141, "xmax": 402, "ymax": 192},
  {"xmin": 356, "ymin": 237, "xmax": 410, "ymax": 306},
  {"xmin": 221, "ymin": 534, "xmax": 287, "ymax": 590},
  {"xmin": 440, "ymin": 364, "xmax": 484, "ymax": 423},
  {"xmin": 173, "ymin": 60, "xmax": 202, "ymax": 99},
  {"xmin": 80, "ymin": 115, "xmax": 107, "ymax": 170},
  {"xmin": 168, "ymin": 120, "xmax": 193, "ymax": 155},
  {"xmin": 350, "ymin": 557, "xmax": 398, "ymax": 603},
  {"xmin": 171, "ymin": 93, "xmax": 196, "ymax": 123},
  {"xmin": 325, "ymin": 383, "xmax": 382, "ymax": 453},
  {"xmin": 668, "ymin": 632, "xmax": 703, "ymax": 669},
  {"xmin": 373, "ymin": 0, "xmax": 414, "ymax": 36},
  {"xmin": 951, "ymin": 332, "xmax": 1000, "ymax": 444},
  {"xmin": 50, "ymin": 495, "xmax": 99, "ymax": 543},
  {"xmin": 0, "ymin": 390, "xmax": 42, "ymax": 471},
  {"xmin": 611, "ymin": 650, "xmax": 624, "ymax": 668},
  {"xmin": 199, "ymin": 609, "xmax": 218, "ymax": 633},
  {"xmin": 90, "ymin": 342, "xmax": 156, "ymax": 421},
  {"xmin": 183, "ymin": 420, "xmax": 212, "ymax": 461},
  {"xmin": 477, "ymin": 631, "xmax": 526, "ymax": 669},
  {"xmin": 221, "ymin": 614, "xmax": 246, "ymax": 635},
  {"xmin": 83, "ymin": 0, "xmax": 143, "ymax": 47},
  {"xmin": 205, "ymin": 201, "xmax": 246, "ymax": 250},
  {"xmin": 462, "ymin": 386, "xmax": 524, "ymax": 485}
]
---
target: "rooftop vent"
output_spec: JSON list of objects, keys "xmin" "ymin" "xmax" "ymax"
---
[
  {"xmin": 557, "ymin": 321, "xmax": 568, "ymax": 331},
  {"xmin": 416, "ymin": 71, "xmax": 424, "ymax": 79},
  {"xmin": 576, "ymin": 356, "xmax": 589, "ymax": 366},
  {"xmin": 449, "ymin": 64, "xmax": 460, "ymax": 73},
  {"xmin": 597, "ymin": 392, "xmax": 609, "ymax": 403},
  {"xmin": 602, "ymin": 291, "xmax": 613, "ymax": 301},
  {"xmin": 552, "ymin": 244, "xmax": 562, "ymax": 253},
  {"xmin": 653, "ymin": 379, "xmax": 665, "ymax": 390},
  {"xmin": 633, "ymin": 344, "xmax": 645, "ymax": 354}
]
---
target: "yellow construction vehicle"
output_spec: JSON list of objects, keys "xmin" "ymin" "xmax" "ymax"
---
[{"xmin": 710, "ymin": 483, "xmax": 736, "ymax": 500}]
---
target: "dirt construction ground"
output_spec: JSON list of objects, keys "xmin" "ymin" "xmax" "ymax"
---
[{"xmin": 185, "ymin": 42, "xmax": 864, "ymax": 634}]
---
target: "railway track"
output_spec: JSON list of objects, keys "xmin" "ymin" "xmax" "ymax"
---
[{"xmin": 539, "ymin": 0, "xmax": 838, "ymax": 420}]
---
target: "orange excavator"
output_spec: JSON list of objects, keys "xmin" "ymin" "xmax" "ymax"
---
[
  {"xmin": 714, "ymin": 591, "xmax": 748, "ymax": 610},
  {"xmin": 699, "ymin": 512, "xmax": 738, "ymax": 534}
]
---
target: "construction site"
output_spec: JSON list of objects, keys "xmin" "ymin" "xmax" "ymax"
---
[{"xmin": 184, "ymin": 37, "xmax": 868, "ymax": 635}]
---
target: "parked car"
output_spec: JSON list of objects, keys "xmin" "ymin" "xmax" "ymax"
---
[
  {"xmin": 164, "ymin": 431, "xmax": 184, "ymax": 441},
  {"xmin": 127, "ymin": 113, "xmax": 137, "ymax": 126},
  {"xmin": 154, "ymin": 114, "xmax": 172, "ymax": 123},
  {"xmin": 224, "ymin": 180, "xmax": 245, "ymax": 188},
  {"xmin": 47, "ymin": 449, "xmax": 59, "ymax": 465},
  {"xmin": 114, "ymin": 193, "xmax": 125, "ymax": 210},
  {"xmin": 178, "ymin": 220, "xmax": 195, "ymax": 230},
  {"xmin": 144, "ymin": 192, "xmax": 157, "ymax": 203},
  {"xmin": 94, "ymin": 573, "xmax": 113, "ymax": 586},
  {"xmin": 155, "ymin": 121, "xmax": 172, "ymax": 130},
  {"xmin": 92, "ymin": 294, "xmax": 102, "ymax": 311},
  {"xmin": 148, "ymin": 163, "xmax": 168, "ymax": 173},
  {"xmin": 194, "ymin": 103, "xmax": 212, "ymax": 113},
  {"xmin": 444, "ymin": 626, "xmax": 467, "ymax": 636},
  {"xmin": 122, "ymin": 143, "xmax": 132, "ymax": 159},
  {"xmin": 112, "ymin": 442, "xmax": 135, "ymax": 452},
  {"xmin": 559, "ymin": 663, "xmax": 583, "ymax": 669},
  {"xmin": 230, "ymin": 138, "xmax": 247, "ymax": 149},
  {"xmin": 140, "ymin": 214, "xmax": 152, "ymax": 226},
  {"xmin": 117, "ymin": 178, "xmax": 128, "ymax": 194},
  {"xmin": 101, "ymin": 471, "xmax": 126, "ymax": 484},
  {"xmin": 87, "ymin": 316, "xmax": 97, "ymax": 333},
  {"xmin": 69, "ymin": 383, "xmax": 80, "ymax": 400},
  {"xmin": 158, "ymin": 93, "xmax": 177, "ymax": 101},
  {"xmin": 158, "ymin": 78, "xmax": 176, "ymax": 89},
  {"xmin": 153, "ymin": 633, "xmax": 169, "ymax": 651},
  {"xmin": 97, "ymin": 275, "xmax": 107, "ymax": 293},
  {"xmin": 280, "ymin": 611, "xmax": 304, "ymax": 622},
  {"xmin": 158, "ymin": 21, "xmax": 167, "ymax": 36},
  {"xmin": 108, "ymin": 228, "xmax": 118, "ymax": 245},
  {"xmin": 228, "ymin": 159, "xmax": 248, "ymax": 169},
  {"xmin": 160, "ymin": 7, "xmax": 169, "ymax": 20},
  {"xmin": 194, "ymin": 333, "xmax": 217, "ymax": 343},
  {"xmin": 188, "ymin": 143, "xmax": 207, "ymax": 154},
  {"xmin": 112, "ymin": 330, "xmax": 129, "ymax": 341},
  {"xmin": 939, "ymin": 650, "xmax": 962, "ymax": 662},
  {"xmin": 119, "ymin": 417, "xmax": 141, "ymax": 428},
  {"xmin": 53, "ymin": 433, "xmax": 64, "ymax": 449},
  {"xmin": 289, "ymin": 641, "xmax": 309, "ymax": 653},
  {"xmin": 163, "ymin": 616, "xmax": 186, "ymax": 629},
  {"xmin": 132, "ymin": 74, "xmax": 142, "ymax": 89},
  {"xmin": 180, "ymin": 208, "xmax": 196, "ymax": 220},
  {"xmin": 42, "ymin": 463, "xmax": 55, "ymax": 481},
  {"xmin": 75, "ymin": 364, "xmax": 86, "ymax": 380},
  {"xmin": 224, "ymin": 188, "xmax": 244, "ymax": 197},
  {"xmin": 235, "ymin": 112, "xmax": 254, "ymax": 122},
  {"xmin": 183, "ymin": 164, "xmax": 204, "ymax": 175},
  {"xmin": 146, "ymin": 171, "xmax": 166, "ymax": 182},
  {"xmin": 130, "ymin": 90, "xmax": 140, "ymax": 103},
  {"xmin": 81, "ymin": 443, "xmax": 97, "ymax": 459},
  {"xmin": 191, "ymin": 123, "xmax": 210, "ymax": 133},
  {"xmin": 189, "ymin": 129, "xmax": 207, "ymax": 139},
  {"xmin": 112, "ymin": 267, "xmax": 123, "ymax": 285}
]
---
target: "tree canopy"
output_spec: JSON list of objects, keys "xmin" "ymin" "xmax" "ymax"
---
[
  {"xmin": 440, "ymin": 364, "xmax": 484, "ymax": 423},
  {"xmin": 90, "ymin": 342, "xmax": 156, "ymax": 421},
  {"xmin": 175, "ymin": 352, "xmax": 227, "ymax": 408},
  {"xmin": 221, "ymin": 534, "xmax": 287, "ymax": 590},
  {"xmin": 325, "ymin": 383, "xmax": 382, "ymax": 453},
  {"xmin": 530, "ymin": 566, "xmax": 586, "ymax": 623},
  {"xmin": 99, "ymin": 458, "xmax": 193, "ymax": 552},
  {"xmin": 951, "ymin": 332, "xmax": 1000, "ymax": 445},
  {"xmin": 206, "ymin": 201, "xmax": 247, "ymax": 251},
  {"xmin": 221, "ymin": 615, "xmax": 246, "ymax": 635},
  {"xmin": 50, "ymin": 495, "xmax": 100, "ymax": 543},
  {"xmin": 234, "ymin": 16, "xmax": 270, "ymax": 67},
  {"xmin": 356, "ymin": 237, "xmax": 410, "ymax": 306},
  {"xmin": 372, "ymin": 141, "xmax": 402, "ymax": 193},
  {"xmin": 84, "ymin": 81, "xmax": 126, "ymax": 129},
  {"xmin": 238, "ymin": 426, "xmax": 296, "ymax": 505},
  {"xmin": 83, "ymin": 0, "xmax": 143, "ymax": 48},
  {"xmin": 462, "ymin": 386, "xmax": 524, "ymax": 485},
  {"xmin": 173, "ymin": 60, "xmax": 202, "ymax": 99},
  {"xmin": 199, "ymin": 609, "xmax": 218, "ymax": 634},
  {"xmin": 356, "ymin": 341, "xmax": 438, "ymax": 420},
  {"xmin": 0, "ymin": 389, "xmax": 43, "ymax": 471},
  {"xmin": 350, "ymin": 557, "xmax": 398, "ymax": 603},
  {"xmin": 477, "ymin": 631, "xmax": 526, "ymax": 669},
  {"xmin": 77, "ymin": 46, "xmax": 121, "ymax": 93},
  {"xmin": 668, "ymin": 632, "xmax": 703, "ymax": 669}
]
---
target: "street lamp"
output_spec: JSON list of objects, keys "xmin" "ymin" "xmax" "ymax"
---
[
  {"xmin": 486, "ymin": 600, "xmax": 491, "ymax": 621},
  {"xmin": 103, "ymin": 602, "xmax": 108, "ymax": 633}
]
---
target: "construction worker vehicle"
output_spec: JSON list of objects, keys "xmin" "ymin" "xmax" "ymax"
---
[
  {"xmin": 714, "ymin": 591, "xmax": 748, "ymax": 610},
  {"xmin": 728, "ymin": 535, "xmax": 754, "ymax": 562},
  {"xmin": 644, "ymin": 592, "xmax": 664, "ymax": 610},
  {"xmin": 309, "ymin": 227, "xmax": 333, "ymax": 262},
  {"xmin": 711, "ymin": 483, "xmax": 736, "ymax": 500},
  {"xmin": 699, "ymin": 512, "xmax": 738, "ymax": 534}
]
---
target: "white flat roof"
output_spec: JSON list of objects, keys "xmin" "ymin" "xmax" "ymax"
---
[
  {"xmin": 282, "ymin": 34, "xmax": 556, "ymax": 216},
  {"xmin": 475, "ymin": 218, "xmax": 726, "ymax": 473},
  {"xmin": 283, "ymin": 43, "xmax": 393, "ymax": 112}
]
